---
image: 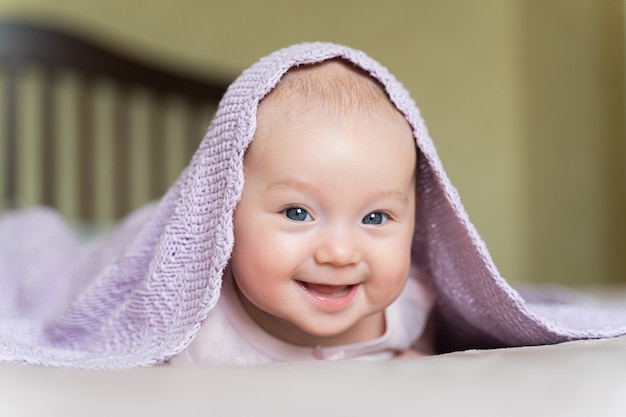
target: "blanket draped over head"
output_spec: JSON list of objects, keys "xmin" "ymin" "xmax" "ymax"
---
[{"xmin": 1, "ymin": 42, "xmax": 625, "ymax": 369}]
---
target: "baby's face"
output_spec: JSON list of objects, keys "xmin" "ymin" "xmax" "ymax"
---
[{"xmin": 229, "ymin": 91, "xmax": 417, "ymax": 347}]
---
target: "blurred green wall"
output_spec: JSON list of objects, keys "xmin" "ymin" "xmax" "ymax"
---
[{"xmin": 0, "ymin": 0, "xmax": 624, "ymax": 285}]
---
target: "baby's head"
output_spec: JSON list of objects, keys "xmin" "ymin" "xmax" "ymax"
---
[{"xmin": 229, "ymin": 59, "xmax": 417, "ymax": 347}]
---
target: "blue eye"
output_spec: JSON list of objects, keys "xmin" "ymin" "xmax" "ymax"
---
[
  {"xmin": 362, "ymin": 212, "xmax": 388, "ymax": 225},
  {"xmin": 284, "ymin": 207, "xmax": 312, "ymax": 222}
]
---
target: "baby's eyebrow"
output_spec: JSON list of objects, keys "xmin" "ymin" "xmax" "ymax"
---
[
  {"xmin": 377, "ymin": 190, "xmax": 410, "ymax": 205},
  {"xmin": 265, "ymin": 179, "xmax": 316, "ymax": 193},
  {"xmin": 267, "ymin": 179, "xmax": 410, "ymax": 205}
]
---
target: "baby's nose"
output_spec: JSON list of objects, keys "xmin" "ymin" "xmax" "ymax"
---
[{"xmin": 313, "ymin": 226, "xmax": 361, "ymax": 266}]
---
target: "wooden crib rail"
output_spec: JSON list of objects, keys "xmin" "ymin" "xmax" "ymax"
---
[{"xmin": 0, "ymin": 19, "xmax": 231, "ymax": 222}]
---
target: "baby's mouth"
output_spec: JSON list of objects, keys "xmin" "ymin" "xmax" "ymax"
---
[{"xmin": 297, "ymin": 281, "xmax": 356, "ymax": 298}]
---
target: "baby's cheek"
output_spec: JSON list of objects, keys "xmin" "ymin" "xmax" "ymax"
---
[
  {"xmin": 238, "ymin": 230, "xmax": 303, "ymax": 287},
  {"xmin": 255, "ymin": 232, "xmax": 299, "ymax": 264},
  {"xmin": 372, "ymin": 247, "xmax": 411, "ymax": 297}
]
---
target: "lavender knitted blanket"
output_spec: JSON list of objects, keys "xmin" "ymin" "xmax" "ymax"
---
[{"xmin": 1, "ymin": 42, "xmax": 625, "ymax": 369}]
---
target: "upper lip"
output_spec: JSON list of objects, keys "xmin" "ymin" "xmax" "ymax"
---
[
  {"xmin": 295, "ymin": 279, "xmax": 361, "ymax": 287},
  {"xmin": 294, "ymin": 268, "xmax": 365, "ymax": 287}
]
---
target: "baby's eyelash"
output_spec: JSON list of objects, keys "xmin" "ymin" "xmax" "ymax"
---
[
  {"xmin": 362, "ymin": 211, "xmax": 391, "ymax": 225},
  {"xmin": 282, "ymin": 206, "xmax": 313, "ymax": 222}
]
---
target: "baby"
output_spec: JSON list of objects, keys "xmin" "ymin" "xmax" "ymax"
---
[
  {"xmin": 0, "ymin": 42, "xmax": 441, "ymax": 369},
  {"xmin": 2, "ymin": 42, "xmax": 621, "ymax": 369},
  {"xmin": 171, "ymin": 59, "xmax": 434, "ymax": 365}
]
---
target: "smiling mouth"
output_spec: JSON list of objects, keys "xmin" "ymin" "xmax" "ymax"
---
[
  {"xmin": 296, "ymin": 281, "xmax": 358, "ymax": 307},
  {"xmin": 302, "ymin": 282, "xmax": 354, "ymax": 296}
]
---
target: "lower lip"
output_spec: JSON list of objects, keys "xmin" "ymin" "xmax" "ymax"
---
[{"xmin": 297, "ymin": 281, "xmax": 359, "ymax": 309}]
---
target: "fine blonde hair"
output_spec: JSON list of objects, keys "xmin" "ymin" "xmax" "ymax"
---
[{"xmin": 260, "ymin": 58, "xmax": 401, "ymax": 121}]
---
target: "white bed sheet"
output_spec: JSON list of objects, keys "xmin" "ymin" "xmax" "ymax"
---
[{"xmin": 1, "ymin": 335, "xmax": 625, "ymax": 417}]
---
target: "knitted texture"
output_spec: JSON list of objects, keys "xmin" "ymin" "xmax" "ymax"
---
[{"xmin": 1, "ymin": 42, "xmax": 625, "ymax": 368}]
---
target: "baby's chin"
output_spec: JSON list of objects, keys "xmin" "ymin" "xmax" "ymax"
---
[{"xmin": 285, "ymin": 310, "xmax": 387, "ymax": 347}]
